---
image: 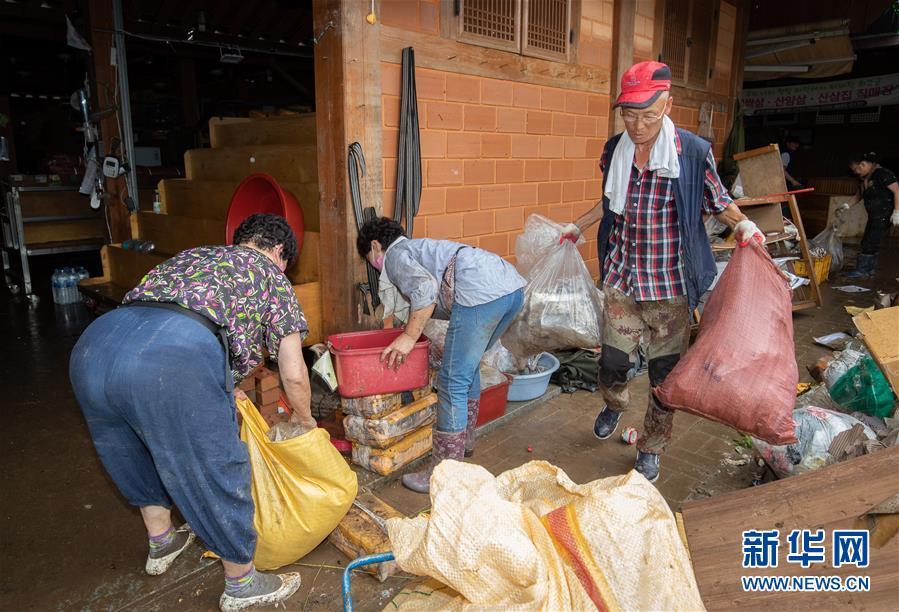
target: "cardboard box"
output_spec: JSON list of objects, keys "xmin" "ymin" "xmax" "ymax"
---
[{"xmin": 853, "ymin": 306, "xmax": 899, "ymax": 396}]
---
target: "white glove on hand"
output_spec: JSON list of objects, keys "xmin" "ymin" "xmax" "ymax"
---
[
  {"xmin": 734, "ymin": 219, "xmax": 764, "ymax": 247},
  {"xmin": 892, "ymin": 209, "xmax": 899, "ymax": 227},
  {"xmin": 837, "ymin": 202, "xmax": 851, "ymax": 213},
  {"xmin": 560, "ymin": 223, "xmax": 581, "ymax": 244}
]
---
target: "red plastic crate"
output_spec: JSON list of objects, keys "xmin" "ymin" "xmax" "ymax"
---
[
  {"xmin": 477, "ymin": 374, "xmax": 512, "ymax": 426},
  {"xmin": 328, "ymin": 329, "xmax": 430, "ymax": 398}
]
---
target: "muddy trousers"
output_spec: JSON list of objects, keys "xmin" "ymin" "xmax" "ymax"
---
[
  {"xmin": 598, "ymin": 286, "xmax": 691, "ymax": 454},
  {"xmin": 69, "ymin": 306, "xmax": 255, "ymax": 564}
]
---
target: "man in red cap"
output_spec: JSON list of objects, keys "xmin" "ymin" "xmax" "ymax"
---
[{"xmin": 561, "ymin": 61, "xmax": 762, "ymax": 483}]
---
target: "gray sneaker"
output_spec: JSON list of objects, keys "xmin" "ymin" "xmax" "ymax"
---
[
  {"xmin": 592, "ymin": 406, "xmax": 622, "ymax": 440},
  {"xmin": 635, "ymin": 450, "xmax": 661, "ymax": 483}
]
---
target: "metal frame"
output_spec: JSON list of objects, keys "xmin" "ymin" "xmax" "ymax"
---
[{"xmin": 1, "ymin": 185, "xmax": 104, "ymax": 296}]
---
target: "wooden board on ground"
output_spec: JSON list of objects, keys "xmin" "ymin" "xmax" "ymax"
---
[
  {"xmin": 734, "ymin": 144, "xmax": 788, "ymax": 198},
  {"xmin": 329, "ymin": 490, "xmax": 404, "ymax": 582},
  {"xmin": 294, "ymin": 281, "xmax": 322, "ymax": 347},
  {"xmin": 681, "ymin": 447, "xmax": 899, "ymax": 611},
  {"xmin": 184, "ymin": 145, "xmax": 318, "ymax": 184},
  {"xmin": 210, "ymin": 114, "xmax": 316, "ymax": 148},
  {"xmin": 853, "ymin": 306, "xmax": 899, "ymax": 395}
]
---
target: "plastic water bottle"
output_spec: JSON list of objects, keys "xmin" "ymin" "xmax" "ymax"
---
[
  {"xmin": 65, "ymin": 268, "xmax": 78, "ymax": 304},
  {"xmin": 51, "ymin": 269, "xmax": 62, "ymax": 304}
]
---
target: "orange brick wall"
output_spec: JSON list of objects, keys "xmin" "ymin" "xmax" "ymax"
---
[
  {"xmin": 381, "ymin": 64, "xmax": 610, "ymax": 277},
  {"xmin": 379, "ymin": 0, "xmax": 742, "ymax": 275},
  {"xmin": 579, "ymin": 0, "xmax": 614, "ymax": 70}
]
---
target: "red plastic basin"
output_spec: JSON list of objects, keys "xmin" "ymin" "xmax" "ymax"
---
[
  {"xmin": 328, "ymin": 329, "xmax": 430, "ymax": 398},
  {"xmin": 477, "ymin": 374, "xmax": 512, "ymax": 426},
  {"xmin": 225, "ymin": 173, "xmax": 305, "ymax": 255}
]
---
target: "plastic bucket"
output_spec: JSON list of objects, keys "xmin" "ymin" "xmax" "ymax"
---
[
  {"xmin": 328, "ymin": 329, "xmax": 430, "ymax": 398},
  {"xmin": 478, "ymin": 374, "xmax": 512, "ymax": 426},
  {"xmin": 225, "ymin": 173, "xmax": 305, "ymax": 255},
  {"xmin": 507, "ymin": 353, "xmax": 560, "ymax": 402}
]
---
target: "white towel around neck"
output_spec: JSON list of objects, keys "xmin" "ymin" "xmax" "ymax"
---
[{"xmin": 604, "ymin": 115, "xmax": 680, "ymax": 215}]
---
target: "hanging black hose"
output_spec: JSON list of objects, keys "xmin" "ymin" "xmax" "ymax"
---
[
  {"xmin": 348, "ymin": 142, "xmax": 380, "ymax": 311},
  {"xmin": 393, "ymin": 47, "xmax": 421, "ymax": 236}
]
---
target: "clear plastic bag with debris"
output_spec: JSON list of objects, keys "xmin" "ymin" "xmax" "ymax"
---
[
  {"xmin": 752, "ymin": 407, "xmax": 877, "ymax": 478},
  {"xmin": 267, "ymin": 420, "xmax": 315, "ymax": 442},
  {"xmin": 423, "ymin": 319, "xmax": 449, "ymax": 369},
  {"xmin": 809, "ymin": 225, "xmax": 843, "ymax": 273},
  {"xmin": 502, "ymin": 215, "xmax": 603, "ymax": 359},
  {"xmin": 823, "ymin": 347, "xmax": 868, "ymax": 389}
]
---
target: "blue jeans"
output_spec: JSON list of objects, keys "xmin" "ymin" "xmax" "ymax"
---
[
  {"xmin": 436, "ymin": 288, "xmax": 524, "ymax": 432},
  {"xmin": 69, "ymin": 306, "xmax": 256, "ymax": 564}
]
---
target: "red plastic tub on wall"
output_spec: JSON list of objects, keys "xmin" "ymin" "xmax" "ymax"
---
[
  {"xmin": 477, "ymin": 374, "xmax": 512, "ymax": 426},
  {"xmin": 225, "ymin": 173, "xmax": 305, "ymax": 255},
  {"xmin": 328, "ymin": 329, "xmax": 430, "ymax": 398}
]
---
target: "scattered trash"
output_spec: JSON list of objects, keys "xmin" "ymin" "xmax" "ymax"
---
[
  {"xmin": 621, "ymin": 427, "xmax": 638, "ymax": 445},
  {"xmin": 845, "ymin": 305, "xmax": 875, "ymax": 316},
  {"xmin": 724, "ymin": 456, "xmax": 749, "ymax": 467},
  {"xmin": 813, "ymin": 332, "xmax": 854, "ymax": 350},
  {"xmin": 527, "ymin": 446, "xmax": 534, "ymax": 453},
  {"xmin": 796, "ymin": 382, "xmax": 812, "ymax": 395},
  {"xmin": 874, "ymin": 291, "xmax": 897, "ymax": 309},
  {"xmin": 84, "ymin": 504, "xmax": 92, "ymax": 510},
  {"xmin": 828, "ymin": 354, "xmax": 894, "ymax": 417},
  {"xmin": 833, "ymin": 285, "xmax": 871, "ymax": 293},
  {"xmin": 752, "ymin": 407, "xmax": 877, "ymax": 479},
  {"xmin": 809, "ymin": 224, "xmax": 844, "ymax": 273}
]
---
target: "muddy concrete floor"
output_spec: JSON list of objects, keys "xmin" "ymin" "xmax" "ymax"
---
[{"xmin": 1, "ymin": 241, "xmax": 896, "ymax": 611}]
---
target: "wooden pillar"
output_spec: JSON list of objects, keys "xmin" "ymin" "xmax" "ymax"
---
[
  {"xmin": 87, "ymin": 0, "xmax": 132, "ymax": 242},
  {"xmin": 313, "ymin": 0, "xmax": 383, "ymax": 336},
  {"xmin": 608, "ymin": 0, "xmax": 636, "ymax": 136},
  {"xmin": 179, "ymin": 59, "xmax": 200, "ymax": 131}
]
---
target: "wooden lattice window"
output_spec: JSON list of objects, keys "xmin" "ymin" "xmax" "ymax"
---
[
  {"xmin": 659, "ymin": 0, "xmax": 718, "ymax": 88},
  {"xmin": 523, "ymin": 0, "xmax": 572, "ymax": 61},
  {"xmin": 458, "ymin": 0, "xmax": 521, "ymax": 53},
  {"xmin": 456, "ymin": 0, "xmax": 573, "ymax": 62}
]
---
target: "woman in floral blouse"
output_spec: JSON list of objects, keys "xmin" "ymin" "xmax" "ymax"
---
[{"xmin": 70, "ymin": 214, "xmax": 310, "ymax": 611}]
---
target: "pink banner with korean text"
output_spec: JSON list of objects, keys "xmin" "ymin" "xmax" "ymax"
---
[{"xmin": 743, "ymin": 73, "xmax": 899, "ymax": 115}]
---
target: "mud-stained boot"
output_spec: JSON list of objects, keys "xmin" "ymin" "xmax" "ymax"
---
[
  {"xmin": 401, "ymin": 429, "xmax": 466, "ymax": 494},
  {"xmin": 464, "ymin": 399, "xmax": 480, "ymax": 457}
]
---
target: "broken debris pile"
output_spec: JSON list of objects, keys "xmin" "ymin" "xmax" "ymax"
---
[{"xmin": 752, "ymin": 306, "xmax": 899, "ymax": 480}]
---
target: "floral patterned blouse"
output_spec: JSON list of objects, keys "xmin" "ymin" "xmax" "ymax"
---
[{"xmin": 124, "ymin": 245, "xmax": 308, "ymax": 383}]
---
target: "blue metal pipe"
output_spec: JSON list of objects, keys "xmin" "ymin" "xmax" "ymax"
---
[{"xmin": 342, "ymin": 552, "xmax": 396, "ymax": 612}]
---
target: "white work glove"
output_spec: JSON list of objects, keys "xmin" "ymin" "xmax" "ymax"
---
[
  {"xmin": 836, "ymin": 202, "xmax": 851, "ymax": 214},
  {"xmin": 892, "ymin": 209, "xmax": 899, "ymax": 227},
  {"xmin": 560, "ymin": 223, "xmax": 581, "ymax": 244},
  {"xmin": 734, "ymin": 219, "xmax": 764, "ymax": 247}
]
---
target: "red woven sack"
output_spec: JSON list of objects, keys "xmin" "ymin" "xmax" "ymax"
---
[{"xmin": 655, "ymin": 240, "xmax": 798, "ymax": 445}]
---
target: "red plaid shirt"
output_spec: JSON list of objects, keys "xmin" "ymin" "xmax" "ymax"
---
[{"xmin": 600, "ymin": 132, "xmax": 732, "ymax": 301}]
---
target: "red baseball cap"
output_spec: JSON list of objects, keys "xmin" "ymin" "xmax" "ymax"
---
[{"xmin": 615, "ymin": 61, "xmax": 672, "ymax": 109}]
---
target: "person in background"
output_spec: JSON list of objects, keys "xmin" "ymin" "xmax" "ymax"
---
[
  {"xmin": 70, "ymin": 214, "xmax": 314, "ymax": 612},
  {"xmin": 357, "ymin": 218, "xmax": 525, "ymax": 494},
  {"xmin": 839, "ymin": 152, "xmax": 899, "ymax": 279},
  {"xmin": 560, "ymin": 61, "xmax": 758, "ymax": 483},
  {"xmin": 781, "ymin": 136, "xmax": 803, "ymax": 189}
]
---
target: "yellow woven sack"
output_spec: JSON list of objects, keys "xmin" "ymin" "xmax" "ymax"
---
[
  {"xmin": 387, "ymin": 460, "xmax": 704, "ymax": 611},
  {"xmin": 236, "ymin": 398, "xmax": 357, "ymax": 570}
]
